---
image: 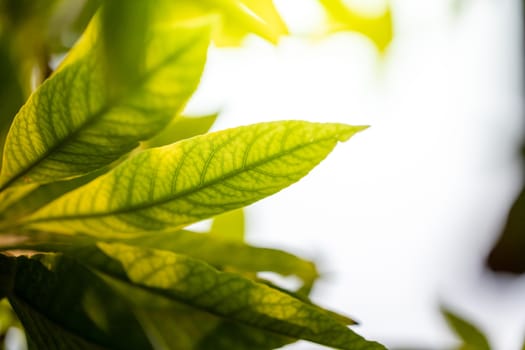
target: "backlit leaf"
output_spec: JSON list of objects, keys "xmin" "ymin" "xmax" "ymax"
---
[
  {"xmin": 79, "ymin": 242, "xmax": 385, "ymax": 350},
  {"xmin": 318, "ymin": 0, "xmax": 394, "ymax": 53},
  {"xmin": 143, "ymin": 114, "xmax": 218, "ymax": 149},
  {"xmin": 0, "ymin": 10, "xmax": 210, "ymax": 190},
  {"xmin": 210, "ymin": 208, "xmax": 246, "ymax": 242},
  {"xmin": 116, "ymin": 230, "xmax": 318, "ymax": 289},
  {"xmin": 96, "ymin": 277, "xmax": 293, "ymax": 350},
  {"xmin": 0, "ymin": 167, "xmax": 106, "ymax": 225},
  {"xmin": 159, "ymin": 0, "xmax": 288, "ymax": 46},
  {"xmin": 24, "ymin": 121, "xmax": 366, "ymax": 237}
]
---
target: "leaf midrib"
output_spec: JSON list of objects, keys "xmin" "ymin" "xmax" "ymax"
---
[
  {"xmin": 0, "ymin": 36, "xmax": 197, "ymax": 193},
  {"xmin": 27, "ymin": 133, "xmax": 341, "ymax": 224},
  {"xmin": 85, "ymin": 258, "xmax": 368, "ymax": 350}
]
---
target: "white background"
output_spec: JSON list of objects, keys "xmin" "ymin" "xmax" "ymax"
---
[{"xmin": 186, "ymin": 0, "xmax": 525, "ymax": 348}]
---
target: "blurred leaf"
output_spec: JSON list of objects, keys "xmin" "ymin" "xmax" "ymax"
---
[
  {"xmin": 24, "ymin": 122, "xmax": 366, "ymax": 237},
  {"xmin": 441, "ymin": 307, "xmax": 490, "ymax": 350},
  {"xmin": 0, "ymin": 35, "xmax": 26, "ymax": 168},
  {"xmin": 0, "ymin": 184, "xmax": 38, "ymax": 215},
  {"xmin": 77, "ymin": 242, "xmax": 385, "ymax": 350},
  {"xmin": 143, "ymin": 114, "xmax": 218, "ymax": 149},
  {"xmin": 160, "ymin": 0, "xmax": 288, "ymax": 46},
  {"xmin": 0, "ymin": 8, "xmax": 210, "ymax": 190},
  {"xmin": 115, "ymin": 230, "xmax": 318, "ymax": 290},
  {"xmin": 1, "ymin": 253, "xmax": 152, "ymax": 349},
  {"xmin": 196, "ymin": 321, "xmax": 292, "ymax": 349},
  {"xmin": 318, "ymin": 0, "xmax": 394, "ymax": 53},
  {"xmin": 0, "ymin": 299, "xmax": 20, "ymax": 339},
  {"xmin": 6, "ymin": 229, "xmax": 318, "ymax": 293},
  {"xmin": 210, "ymin": 208, "xmax": 245, "ymax": 242}
]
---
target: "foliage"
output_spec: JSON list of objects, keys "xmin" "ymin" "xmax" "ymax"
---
[
  {"xmin": 0, "ymin": 0, "xmax": 392, "ymax": 349},
  {"xmin": 441, "ymin": 307, "xmax": 490, "ymax": 350}
]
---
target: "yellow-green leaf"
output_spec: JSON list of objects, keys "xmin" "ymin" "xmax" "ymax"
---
[
  {"xmin": 157, "ymin": 0, "xmax": 288, "ymax": 46},
  {"xmin": 119, "ymin": 230, "xmax": 318, "ymax": 290},
  {"xmin": 318, "ymin": 0, "xmax": 394, "ymax": 53},
  {"xmin": 143, "ymin": 113, "xmax": 218, "ymax": 149},
  {"xmin": 84, "ymin": 242, "xmax": 385, "ymax": 350},
  {"xmin": 0, "ymin": 11, "xmax": 210, "ymax": 190},
  {"xmin": 0, "ymin": 168, "xmax": 105, "ymax": 224},
  {"xmin": 210, "ymin": 208, "xmax": 245, "ymax": 242},
  {"xmin": 24, "ymin": 121, "xmax": 366, "ymax": 237}
]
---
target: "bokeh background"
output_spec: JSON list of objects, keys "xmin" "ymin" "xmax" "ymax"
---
[{"xmin": 185, "ymin": 0, "xmax": 525, "ymax": 349}]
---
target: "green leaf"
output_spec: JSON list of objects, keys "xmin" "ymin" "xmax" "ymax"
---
[
  {"xmin": 23, "ymin": 121, "xmax": 366, "ymax": 236},
  {"xmin": 318, "ymin": 0, "xmax": 394, "ymax": 53},
  {"xmin": 78, "ymin": 242, "xmax": 385, "ymax": 350},
  {"xmin": 196, "ymin": 321, "xmax": 292, "ymax": 349},
  {"xmin": 0, "ymin": 35, "xmax": 26, "ymax": 169},
  {"xmin": 1, "ymin": 253, "xmax": 152, "ymax": 350},
  {"xmin": 143, "ymin": 113, "xmax": 218, "ymax": 149},
  {"xmin": 210, "ymin": 208, "xmax": 246, "ymax": 242},
  {"xmin": 157, "ymin": 0, "xmax": 288, "ymax": 46},
  {"xmin": 90, "ymin": 266, "xmax": 297, "ymax": 350},
  {"xmin": 441, "ymin": 307, "xmax": 491, "ymax": 350},
  {"xmin": 0, "ymin": 184, "xmax": 38, "ymax": 214},
  {"xmin": 0, "ymin": 11, "xmax": 210, "ymax": 190},
  {"xmin": 118, "ymin": 230, "xmax": 318, "ymax": 290},
  {"xmin": 0, "ymin": 167, "xmax": 106, "ymax": 225},
  {"xmin": 3, "ymin": 229, "xmax": 319, "ymax": 291}
]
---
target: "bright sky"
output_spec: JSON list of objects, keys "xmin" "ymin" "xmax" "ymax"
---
[{"xmin": 186, "ymin": 0, "xmax": 525, "ymax": 348}]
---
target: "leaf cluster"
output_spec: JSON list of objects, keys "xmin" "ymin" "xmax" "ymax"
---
[{"xmin": 0, "ymin": 1, "xmax": 386, "ymax": 349}]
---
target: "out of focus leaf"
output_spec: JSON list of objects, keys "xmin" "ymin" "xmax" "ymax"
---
[
  {"xmin": 487, "ymin": 182, "xmax": 525, "ymax": 273},
  {"xmin": 114, "ymin": 230, "xmax": 318, "ymax": 289},
  {"xmin": 210, "ymin": 208, "xmax": 245, "ymax": 242},
  {"xmin": 0, "ymin": 35, "xmax": 26, "ymax": 168},
  {"xmin": 196, "ymin": 321, "xmax": 292, "ymax": 349},
  {"xmin": 143, "ymin": 114, "xmax": 218, "ymax": 149},
  {"xmin": 318, "ymin": 0, "xmax": 394, "ymax": 53},
  {"xmin": 441, "ymin": 307, "xmax": 490, "ymax": 350},
  {"xmin": 0, "ymin": 167, "xmax": 106, "ymax": 225},
  {"xmin": 160, "ymin": 0, "xmax": 288, "ymax": 46},
  {"xmin": 0, "ymin": 299, "xmax": 20, "ymax": 339}
]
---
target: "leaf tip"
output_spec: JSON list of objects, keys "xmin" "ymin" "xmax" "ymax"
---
[{"xmin": 335, "ymin": 124, "xmax": 369, "ymax": 142}]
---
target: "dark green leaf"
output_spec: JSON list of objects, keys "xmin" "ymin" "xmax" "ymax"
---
[{"xmin": 1, "ymin": 253, "xmax": 152, "ymax": 350}]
